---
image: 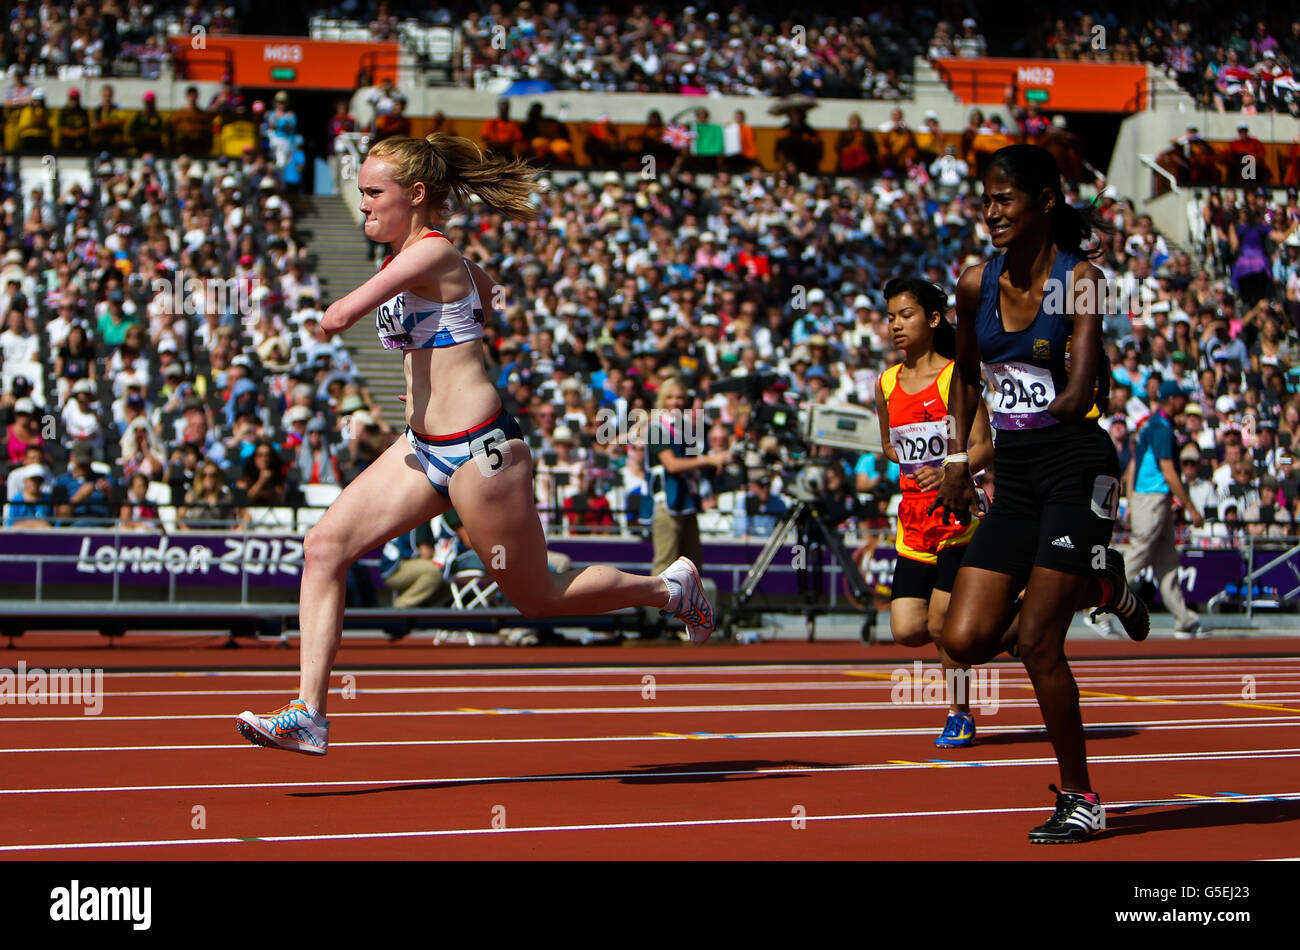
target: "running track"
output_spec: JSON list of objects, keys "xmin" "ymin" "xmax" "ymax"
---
[{"xmin": 3, "ymin": 634, "xmax": 1299, "ymax": 860}]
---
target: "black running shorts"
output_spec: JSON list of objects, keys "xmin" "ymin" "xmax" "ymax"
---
[
  {"xmin": 890, "ymin": 544, "xmax": 968, "ymax": 600},
  {"xmin": 960, "ymin": 421, "xmax": 1120, "ymax": 582}
]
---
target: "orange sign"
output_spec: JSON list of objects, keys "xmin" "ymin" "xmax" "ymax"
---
[
  {"xmin": 935, "ymin": 58, "xmax": 1148, "ymax": 112},
  {"xmin": 167, "ymin": 35, "xmax": 399, "ymax": 89}
]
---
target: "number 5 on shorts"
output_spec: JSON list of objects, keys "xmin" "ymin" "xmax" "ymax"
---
[
  {"xmin": 1091, "ymin": 475, "xmax": 1119, "ymax": 520},
  {"xmin": 470, "ymin": 427, "xmax": 512, "ymax": 477}
]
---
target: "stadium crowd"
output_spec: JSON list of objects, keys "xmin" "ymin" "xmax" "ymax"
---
[{"xmin": 0, "ymin": 5, "xmax": 1298, "ymax": 577}]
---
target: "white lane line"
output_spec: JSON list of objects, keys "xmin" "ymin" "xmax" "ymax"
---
[
  {"xmin": 8, "ymin": 675, "xmax": 1299, "ymax": 700},
  {"xmin": 1, "ymin": 747, "xmax": 1298, "ymax": 790},
  {"xmin": 4, "ymin": 789, "xmax": 1299, "ymax": 853},
  {"xmin": 2, "ymin": 714, "xmax": 1299, "ymax": 755},
  {"xmin": 22, "ymin": 658, "xmax": 1298, "ymax": 679},
  {"xmin": 4, "ymin": 695, "xmax": 1300, "ymax": 726}
]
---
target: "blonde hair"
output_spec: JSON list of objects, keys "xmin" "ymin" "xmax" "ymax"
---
[
  {"xmin": 366, "ymin": 133, "xmax": 542, "ymax": 221},
  {"xmin": 654, "ymin": 377, "xmax": 687, "ymax": 411}
]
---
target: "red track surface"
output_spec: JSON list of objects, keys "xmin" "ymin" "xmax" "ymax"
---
[{"xmin": 3, "ymin": 634, "xmax": 1299, "ymax": 860}]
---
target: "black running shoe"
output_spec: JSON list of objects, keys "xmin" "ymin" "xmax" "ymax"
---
[
  {"xmin": 1090, "ymin": 547, "xmax": 1149, "ymax": 642},
  {"xmin": 1028, "ymin": 784, "xmax": 1106, "ymax": 844}
]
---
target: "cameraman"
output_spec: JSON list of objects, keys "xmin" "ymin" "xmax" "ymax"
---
[
  {"xmin": 733, "ymin": 471, "xmax": 788, "ymax": 539},
  {"xmin": 648, "ymin": 378, "xmax": 729, "ymax": 575}
]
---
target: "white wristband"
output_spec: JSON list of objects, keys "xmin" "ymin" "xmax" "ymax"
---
[{"xmin": 942, "ymin": 453, "xmax": 969, "ymax": 467}]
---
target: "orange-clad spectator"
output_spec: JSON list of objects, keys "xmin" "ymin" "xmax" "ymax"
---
[
  {"xmin": 582, "ymin": 112, "xmax": 623, "ymax": 167},
  {"xmin": 877, "ymin": 107, "xmax": 918, "ymax": 171},
  {"xmin": 372, "ymin": 98, "xmax": 412, "ymax": 144},
  {"xmin": 1283, "ymin": 132, "xmax": 1300, "ymax": 187},
  {"xmin": 968, "ymin": 114, "xmax": 1016, "ymax": 178},
  {"xmin": 522, "ymin": 102, "xmax": 573, "ymax": 166},
  {"xmin": 914, "ymin": 109, "xmax": 946, "ymax": 164},
  {"xmin": 1222, "ymin": 122, "xmax": 1269, "ymax": 185},
  {"xmin": 834, "ymin": 113, "xmax": 878, "ymax": 176},
  {"xmin": 481, "ymin": 99, "xmax": 524, "ymax": 157}
]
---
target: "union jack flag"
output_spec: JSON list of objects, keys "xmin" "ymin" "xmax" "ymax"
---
[{"xmin": 663, "ymin": 123, "xmax": 695, "ymax": 150}]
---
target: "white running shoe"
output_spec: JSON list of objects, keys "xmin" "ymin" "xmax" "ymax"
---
[
  {"xmin": 661, "ymin": 556, "xmax": 715, "ymax": 644},
  {"xmin": 237, "ymin": 699, "xmax": 329, "ymax": 755},
  {"xmin": 1082, "ymin": 610, "xmax": 1120, "ymax": 639}
]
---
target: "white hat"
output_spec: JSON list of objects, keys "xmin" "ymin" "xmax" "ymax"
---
[
  {"xmin": 220, "ymin": 175, "xmax": 237, "ymax": 189},
  {"xmin": 283, "ymin": 405, "xmax": 313, "ymax": 424},
  {"xmin": 552, "ymin": 425, "xmax": 575, "ymax": 443},
  {"xmin": 701, "ymin": 314, "xmax": 721, "ymax": 326},
  {"xmin": 853, "ymin": 294, "xmax": 872, "ymax": 310},
  {"xmin": 923, "ymin": 110, "xmax": 940, "ymax": 122},
  {"xmin": 807, "ymin": 288, "xmax": 826, "ymax": 303},
  {"xmin": 158, "ymin": 339, "xmax": 178, "ymax": 353},
  {"xmin": 14, "ymin": 463, "xmax": 50, "ymax": 482},
  {"xmin": 265, "ymin": 196, "xmax": 283, "ymax": 210},
  {"xmin": 230, "ymin": 354, "xmax": 253, "ymax": 369},
  {"xmin": 560, "ymin": 378, "xmax": 582, "ymax": 391},
  {"xmin": 1052, "ymin": 115, "xmax": 1068, "ymax": 128},
  {"xmin": 13, "ymin": 398, "xmax": 37, "ymax": 415},
  {"xmin": 72, "ymin": 379, "xmax": 96, "ymax": 395},
  {"xmin": 351, "ymin": 410, "xmax": 376, "ymax": 427},
  {"xmin": 963, "ymin": 17, "xmax": 976, "ymax": 28},
  {"xmin": 700, "ymin": 231, "xmax": 716, "ymax": 243}
]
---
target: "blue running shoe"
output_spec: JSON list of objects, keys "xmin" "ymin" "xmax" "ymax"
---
[{"xmin": 935, "ymin": 712, "xmax": 976, "ymax": 748}]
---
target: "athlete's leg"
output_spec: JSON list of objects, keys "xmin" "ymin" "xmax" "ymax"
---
[
  {"xmin": 298, "ymin": 436, "xmax": 451, "ymax": 714},
  {"xmin": 941, "ymin": 566, "xmax": 1024, "ymax": 667},
  {"xmin": 449, "ymin": 438, "xmax": 671, "ymax": 616},
  {"xmin": 926, "ymin": 589, "xmax": 971, "ymax": 714},
  {"xmin": 889, "ymin": 597, "xmax": 931, "ymax": 647},
  {"xmin": 1015, "ymin": 567, "xmax": 1102, "ymax": 792}
]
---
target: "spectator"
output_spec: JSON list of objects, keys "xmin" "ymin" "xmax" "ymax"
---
[
  {"xmin": 296, "ymin": 417, "xmax": 342, "ymax": 486},
  {"xmin": 5, "ymin": 397, "xmax": 43, "ymax": 464},
  {"xmin": 119, "ymin": 416, "xmax": 166, "ymax": 481},
  {"xmin": 170, "ymin": 85, "xmax": 212, "ymax": 155},
  {"xmin": 15, "ymin": 89, "xmax": 53, "ymax": 153},
  {"xmin": 129, "ymin": 91, "xmax": 168, "ymax": 154},
  {"xmin": 378, "ymin": 517, "xmax": 443, "ymax": 608},
  {"xmin": 118, "ymin": 471, "xmax": 159, "ymax": 531},
  {"xmin": 89, "ymin": 84, "xmax": 127, "ymax": 153},
  {"xmin": 5, "ymin": 463, "xmax": 53, "ymax": 528},
  {"xmin": 481, "ymin": 99, "xmax": 525, "ymax": 158},
  {"xmin": 647, "ymin": 379, "xmax": 728, "ymax": 571},
  {"xmin": 55, "ymin": 441, "xmax": 116, "ymax": 525},
  {"xmin": 178, "ymin": 461, "xmax": 234, "ymax": 530},
  {"xmin": 733, "ymin": 471, "xmax": 789, "ymax": 537},
  {"xmin": 522, "ymin": 102, "xmax": 573, "ymax": 166},
  {"xmin": 236, "ymin": 440, "xmax": 288, "ymax": 506},
  {"xmin": 835, "ymin": 113, "xmax": 877, "ymax": 176}
]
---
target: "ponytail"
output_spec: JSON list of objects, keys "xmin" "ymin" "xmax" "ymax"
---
[{"xmin": 366, "ymin": 132, "xmax": 543, "ymax": 221}]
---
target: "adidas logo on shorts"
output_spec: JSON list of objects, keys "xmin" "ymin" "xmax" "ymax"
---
[{"xmin": 1051, "ymin": 536, "xmax": 1075, "ymax": 549}]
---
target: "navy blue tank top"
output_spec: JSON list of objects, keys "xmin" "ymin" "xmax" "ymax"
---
[{"xmin": 975, "ymin": 248, "xmax": 1104, "ymax": 443}]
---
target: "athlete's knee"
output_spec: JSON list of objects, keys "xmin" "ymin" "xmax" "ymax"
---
[
  {"xmin": 1015, "ymin": 621, "xmax": 1066, "ymax": 672},
  {"xmin": 501, "ymin": 576, "xmax": 559, "ymax": 618},
  {"xmin": 303, "ymin": 522, "xmax": 351, "ymax": 572},
  {"xmin": 942, "ymin": 623, "xmax": 998, "ymax": 667},
  {"xmin": 890, "ymin": 618, "xmax": 930, "ymax": 648}
]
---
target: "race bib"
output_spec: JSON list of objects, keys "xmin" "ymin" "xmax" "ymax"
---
[
  {"xmin": 983, "ymin": 361, "xmax": 1057, "ymax": 430},
  {"xmin": 469, "ymin": 427, "xmax": 513, "ymax": 478},
  {"xmin": 890, "ymin": 420, "xmax": 948, "ymax": 475},
  {"xmin": 376, "ymin": 296, "xmax": 412, "ymax": 350},
  {"xmin": 1091, "ymin": 474, "xmax": 1119, "ymax": 520}
]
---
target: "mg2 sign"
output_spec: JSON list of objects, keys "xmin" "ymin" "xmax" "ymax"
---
[
  {"xmin": 263, "ymin": 44, "xmax": 303, "ymax": 63},
  {"xmin": 1018, "ymin": 65, "xmax": 1055, "ymax": 86}
]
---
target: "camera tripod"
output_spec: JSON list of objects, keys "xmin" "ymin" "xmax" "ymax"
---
[{"xmin": 720, "ymin": 493, "xmax": 874, "ymax": 642}]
